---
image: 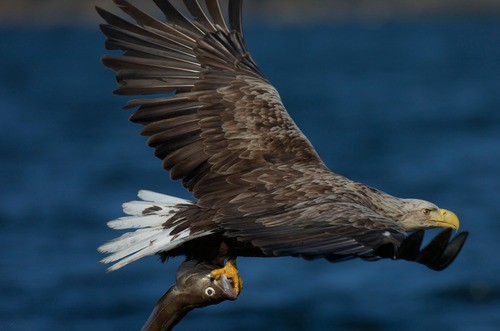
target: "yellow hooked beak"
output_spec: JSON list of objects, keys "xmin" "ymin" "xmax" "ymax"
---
[{"xmin": 432, "ymin": 209, "xmax": 460, "ymax": 230}]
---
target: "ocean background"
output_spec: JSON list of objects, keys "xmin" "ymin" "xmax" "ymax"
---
[{"xmin": 1, "ymin": 10, "xmax": 499, "ymax": 331}]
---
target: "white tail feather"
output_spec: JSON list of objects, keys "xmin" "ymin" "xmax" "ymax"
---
[
  {"xmin": 138, "ymin": 190, "xmax": 191, "ymax": 204},
  {"xmin": 98, "ymin": 190, "xmax": 212, "ymax": 272},
  {"xmin": 107, "ymin": 215, "xmax": 172, "ymax": 230},
  {"xmin": 98, "ymin": 228, "xmax": 163, "ymax": 253},
  {"xmin": 104, "ymin": 229, "xmax": 192, "ymax": 272}
]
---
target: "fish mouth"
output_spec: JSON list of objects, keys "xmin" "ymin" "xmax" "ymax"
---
[{"xmin": 214, "ymin": 274, "xmax": 238, "ymax": 300}]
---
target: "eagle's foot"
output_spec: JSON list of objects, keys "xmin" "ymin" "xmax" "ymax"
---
[{"xmin": 210, "ymin": 258, "xmax": 243, "ymax": 296}]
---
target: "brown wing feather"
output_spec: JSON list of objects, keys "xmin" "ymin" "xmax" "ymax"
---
[{"xmin": 223, "ymin": 200, "xmax": 406, "ymax": 259}]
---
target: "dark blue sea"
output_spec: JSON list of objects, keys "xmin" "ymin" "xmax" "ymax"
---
[{"xmin": 1, "ymin": 18, "xmax": 499, "ymax": 331}]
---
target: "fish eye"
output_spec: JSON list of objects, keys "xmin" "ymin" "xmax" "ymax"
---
[
  {"xmin": 205, "ymin": 287, "xmax": 215, "ymax": 296},
  {"xmin": 422, "ymin": 208, "xmax": 431, "ymax": 215}
]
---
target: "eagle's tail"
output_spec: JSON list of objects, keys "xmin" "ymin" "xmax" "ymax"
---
[{"xmin": 98, "ymin": 190, "xmax": 209, "ymax": 272}]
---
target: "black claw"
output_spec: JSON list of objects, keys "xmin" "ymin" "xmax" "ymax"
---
[
  {"xmin": 426, "ymin": 231, "xmax": 469, "ymax": 271},
  {"xmin": 416, "ymin": 229, "xmax": 452, "ymax": 265},
  {"xmin": 395, "ymin": 230, "xmax": 424, "ymax": 261}
]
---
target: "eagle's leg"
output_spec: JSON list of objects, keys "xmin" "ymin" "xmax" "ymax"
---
[{"xmin": 210, "ymin": 258, "xmax": 243, "ymax": 295}]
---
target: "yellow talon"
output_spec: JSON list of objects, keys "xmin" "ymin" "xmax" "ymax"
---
[{"xmin": 210, "ymin": 258, "xmax": 243, "ymax": 295}]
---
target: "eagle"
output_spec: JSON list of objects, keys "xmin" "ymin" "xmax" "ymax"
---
[{"xmin": 97, "ymin": 0, "xmax": 468, "ymax": 297}]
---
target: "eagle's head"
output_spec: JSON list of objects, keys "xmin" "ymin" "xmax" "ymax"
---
[{"xmin": 399, "ymin": 199, "xmax": 460, "ymax": 232}]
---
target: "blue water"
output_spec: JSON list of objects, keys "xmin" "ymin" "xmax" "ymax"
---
[{"xmin": 1, "ymin": 19, "xmax": 499, "ymax": 331}]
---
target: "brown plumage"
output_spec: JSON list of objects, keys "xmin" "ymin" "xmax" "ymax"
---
[{"xmin": 97, "ymin": 0, "xmax": 467, "ymax": 274}]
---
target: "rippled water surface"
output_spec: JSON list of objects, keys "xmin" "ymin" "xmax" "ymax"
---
[{"xmin": 1, "ymin": 19, "xmax": 499, "ymax": 330}]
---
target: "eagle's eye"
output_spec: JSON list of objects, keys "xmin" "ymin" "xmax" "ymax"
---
[
  {"xmin": 422, "ymin": 208, "xmax": 431, "ymax": 216},
  {"xmin": 205, "ymin": 287, "xmax": 215, "ymax": 296}
]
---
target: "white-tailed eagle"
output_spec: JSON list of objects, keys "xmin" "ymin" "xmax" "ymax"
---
[{"xmin": 97, "ymin": 0, "xmax": 468, "ymax": 297}]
